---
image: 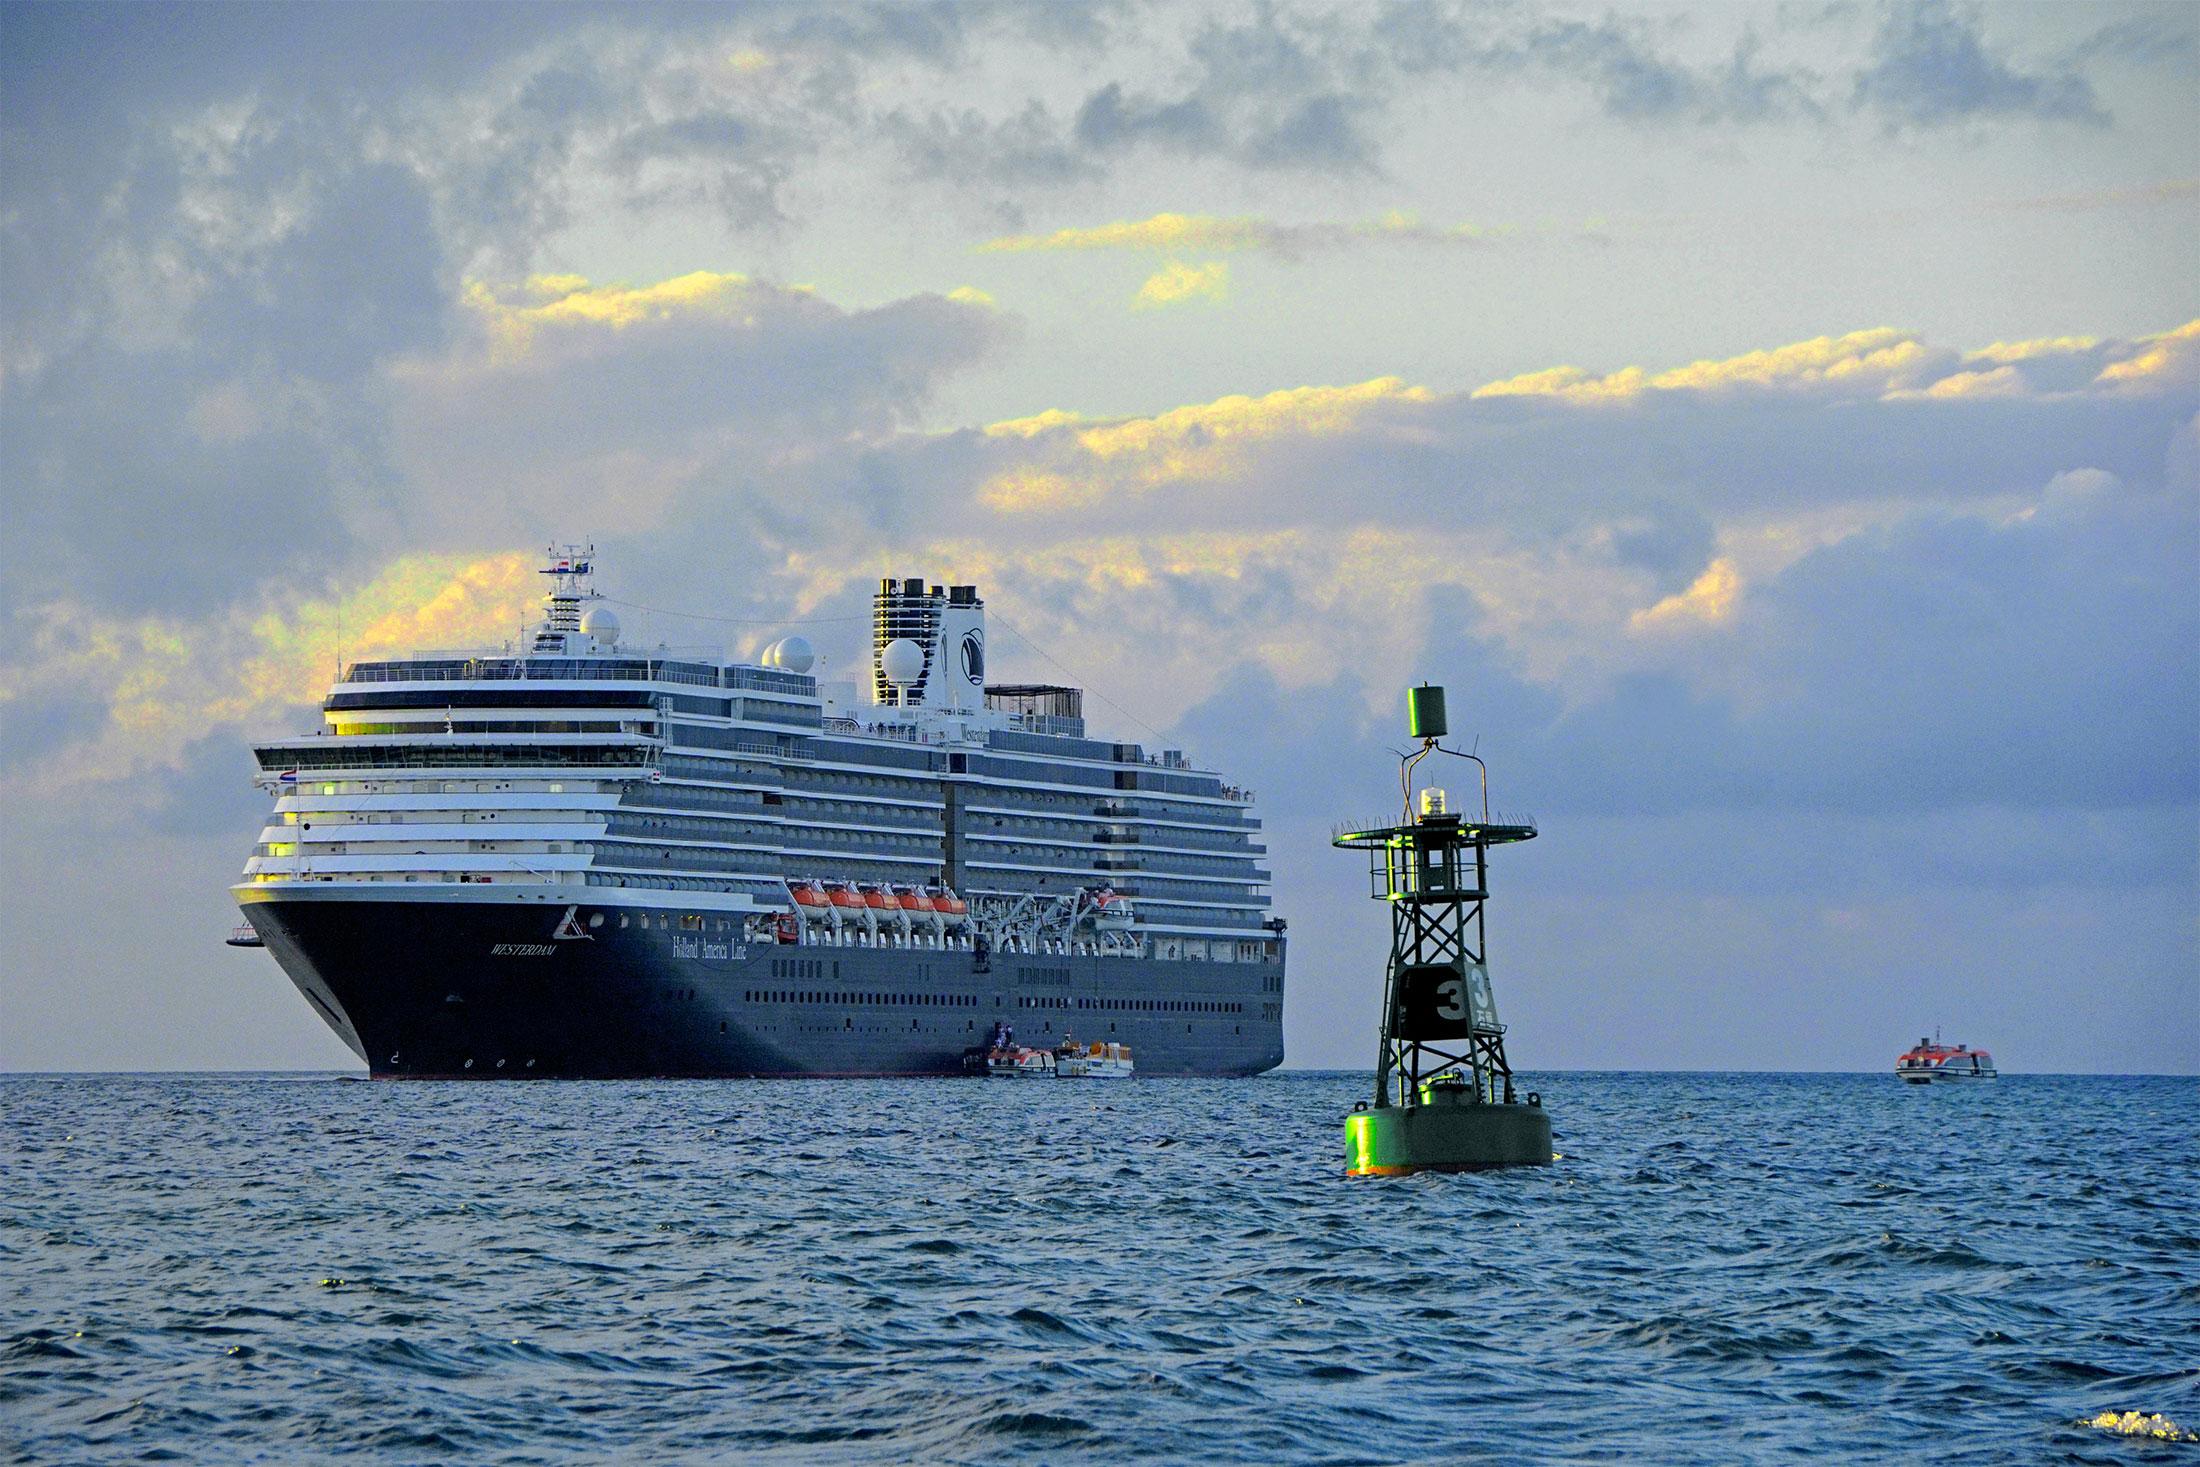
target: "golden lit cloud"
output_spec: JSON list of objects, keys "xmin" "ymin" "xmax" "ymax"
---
[
  {"xmin": 1475, "ymin": 323, "xmax": 2200, "ymax": 405},
  {"xmin": 1133, "ymin": 260, "xmax": 1230, "ymax": 309},
  {"xmin": 2092, "ymin": 319, "xmax": 2200, "ymax": 391},
  {"xmin": 977, "ymin": 211, "xmax": 1488, "ymax": 255},
  {"xmin": 1962, "ymin": 334, "xmax": 2101, "ymax": 364},
  {"xmin": 460, "ymin": 272, "xmax": 760, "ymax": 359},
  {"xmin": 1915, "ymin": 366, "xmax": 2027, "ymax": 399},
  {"xmin": 3, "ymin": 553, "xmax": 537, "ymax": 790},
  {"xmin": 1475, "ymin": 329, "xmax": 1951, "ymax": 402},
  {"xmin": 979, "ymin": 377, "xmax": 1433, "ymax": 508},
  {"xmin": 1631, "ymin": 558, "xmax": 1744, "ymax": 633}
]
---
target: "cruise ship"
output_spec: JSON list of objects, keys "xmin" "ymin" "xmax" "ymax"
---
[{"xmin": 232, "ymin": 550, "xmax": 1286, "ymax": 1077}]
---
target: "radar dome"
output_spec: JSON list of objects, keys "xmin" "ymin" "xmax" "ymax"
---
[
  {"xmin": 880, "ymin": 637, "xmax": 926, "ymax": 685},
  {"xmin": 579, "ymin": 606, "xmax": 620, "ymax": 646},
  {"xmin": 767, "ymin": 635, "xmax": 815, "ymax": 674}
]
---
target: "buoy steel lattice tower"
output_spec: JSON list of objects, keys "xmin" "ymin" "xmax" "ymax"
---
[{"xmin": 1336, "ymin": 684, "xmax": 1553, "ymax": 1175}]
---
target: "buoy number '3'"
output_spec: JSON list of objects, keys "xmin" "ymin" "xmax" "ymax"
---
[{"xmin": 1436, "ymin": 979, "xmax": 1466, "ymax": 1021}]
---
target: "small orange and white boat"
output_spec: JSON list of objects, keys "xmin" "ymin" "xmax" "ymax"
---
[
  {"xmin": 1054, "ymin": 1038, "xmax": 1134, "ymax": 1079},
  {"xmin": 1896, "ymin": 1036, "xmax": 1998, "ymax": 1083}
]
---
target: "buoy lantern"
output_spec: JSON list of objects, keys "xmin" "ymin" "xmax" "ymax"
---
[{"xmin": 1335, "ymin": 686, "xmax": 1553, "ymax": 1174}]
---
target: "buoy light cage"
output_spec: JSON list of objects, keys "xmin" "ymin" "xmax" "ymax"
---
[{"xmin": 1335, "ymin": 683, "xmax": 1554, "ymax": 1174}]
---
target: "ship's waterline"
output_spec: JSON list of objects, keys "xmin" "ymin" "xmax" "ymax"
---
[{"xmin": 235, "ymin": 550, "xmax": 1286, "ymax": 1077}]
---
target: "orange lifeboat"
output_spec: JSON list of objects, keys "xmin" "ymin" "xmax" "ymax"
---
[
  {"xmin": 894, "ymin": 885, "xmax": 936, "ymax": 913},
  {"xmin": 928, "ymin": 883, "xmax": 971, "ymax": 937},
  {"xmin": 860, "ymin": 884, "xmax": 901, "ymax": 912},
  {"xmin": 824, "ymin": 882, "xmax": 866, "ymax": 911},
  {"xmin": 788, "ymin": 879, "xmax": 830, "ymax": 910}
]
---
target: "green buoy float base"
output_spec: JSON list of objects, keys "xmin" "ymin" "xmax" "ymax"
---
[{"xmin": 1344, "ymin": 1096, "xmax": 1553, "ymax": 1176}]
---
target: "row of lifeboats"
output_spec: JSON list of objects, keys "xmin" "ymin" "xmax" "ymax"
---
[{"xmin": 786, "ymin": 879, "xmax": 972, "ymax": 939}]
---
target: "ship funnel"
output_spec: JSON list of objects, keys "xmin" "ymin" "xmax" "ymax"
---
[{"xmin": 872, "ymin": 577, "xmax": 984, "ymax": 711}]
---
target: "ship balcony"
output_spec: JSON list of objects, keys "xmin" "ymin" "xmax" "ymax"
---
[
  {"xmin": 243, "ymin": 851, "xmax": 593, "ymax": 879},
  {"xmin": 1092, "ymin": 830, "xmax": 1141, "ymax": 844},
  {"xmin": 264, "ymin": 822, "xmax": 611, "ymax": 844},
  {"xmin": 1092, "ymin": 856, "xmax": 1145, "ymax": 872},
  {"xmin": 1093, "ymin": 802, "xmax": 1142, "ymax": 818}
]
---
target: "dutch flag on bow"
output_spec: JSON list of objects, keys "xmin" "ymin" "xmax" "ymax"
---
[{"xmin": 277, "ymin": 770, "xmax": 299, "ymax": 784}]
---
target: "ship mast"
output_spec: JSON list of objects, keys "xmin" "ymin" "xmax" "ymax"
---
[{"xmin": 531, "ymin": 544, "xmax": 598, "ymax": 655}]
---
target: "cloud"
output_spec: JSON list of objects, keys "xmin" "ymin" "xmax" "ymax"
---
[
  {"xmin": 389, "ymin": 270, "xmax": 1011, "ymax": 545},
  {"xmin": 1472, "ymin": 327, "xmax": 1949, "ymax": 402},
  {"xmin": 1133, "ymin": 260, "xmax": 1231, "ymax": 309},
  {"xmin": 0, "ymin": 553, "xmax": 535, "ymax": 796},
  {"xmin": 978, "ymin": 376, "xmax": 1432, "ymax": 510},
  {"xmin": 1853, "ymin": 0, "xmax": 2108, "ymax": 128},
  {"xmin": 1630, "ymin": 557, "xmax": 1743, "ymax": 632},
  {"xmin": 978, "ymin": 210, "xmax": 1491, "ymax": 256},
  {"xmin": 1466, "ymin": 322, "xmax": 2200, "ymax": 405},
  {"xmin": 1497, "ymin": 18, "xmax": 1823, "ymax": 125}
]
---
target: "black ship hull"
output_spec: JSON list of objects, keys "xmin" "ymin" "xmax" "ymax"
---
[{"xmin": 240, "ymin": 890, "xmax": 1285, "ymax": 1079}]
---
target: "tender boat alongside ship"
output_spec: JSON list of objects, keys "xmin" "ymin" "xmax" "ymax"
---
[
  {"xmin": 1896, "ymin": 1036, "xmax": 1998, "ymax": 1083},
  {"xmin": 964, "ymin": 1023, "xmax": 1133, "ymax": 1079},
  {"xmin": 231, "ymin": 550, "xmax": 1285, "ymax": 1078},
  {"xmin": 1054, "ymin": 1038, "xmax": 1134, "ymax": 1079}
]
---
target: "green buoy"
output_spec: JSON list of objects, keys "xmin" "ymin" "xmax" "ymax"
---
[{"xmin": 1336, "ymin": 685, "xmax": 1553, "ymax": 1175}]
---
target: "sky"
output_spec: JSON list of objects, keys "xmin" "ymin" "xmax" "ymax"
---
[{"xmin": 1, "ymin": 0, "xmax": 2194, "ymax": 1074}]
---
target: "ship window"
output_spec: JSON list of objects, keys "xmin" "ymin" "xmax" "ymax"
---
[{"xmin": 619, "ymin": 914, "xmax": 630, "ymax": 928}]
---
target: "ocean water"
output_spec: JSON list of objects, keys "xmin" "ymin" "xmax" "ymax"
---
[{"xmin": 3, "ymin": 1072, "xmax": 2194, "ymax": 1465}]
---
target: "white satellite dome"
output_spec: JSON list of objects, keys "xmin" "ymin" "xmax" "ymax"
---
[
  {"xmin": 880, "ymin": 637, "xmax": 926, "ymax": 686},
  {"xmin": 579, "ymin": 606, "xmax": 620, "ymax": 646},
  {"xmin": 767, "ymin": 634, "xmax": 815, "ymax": 674}
]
